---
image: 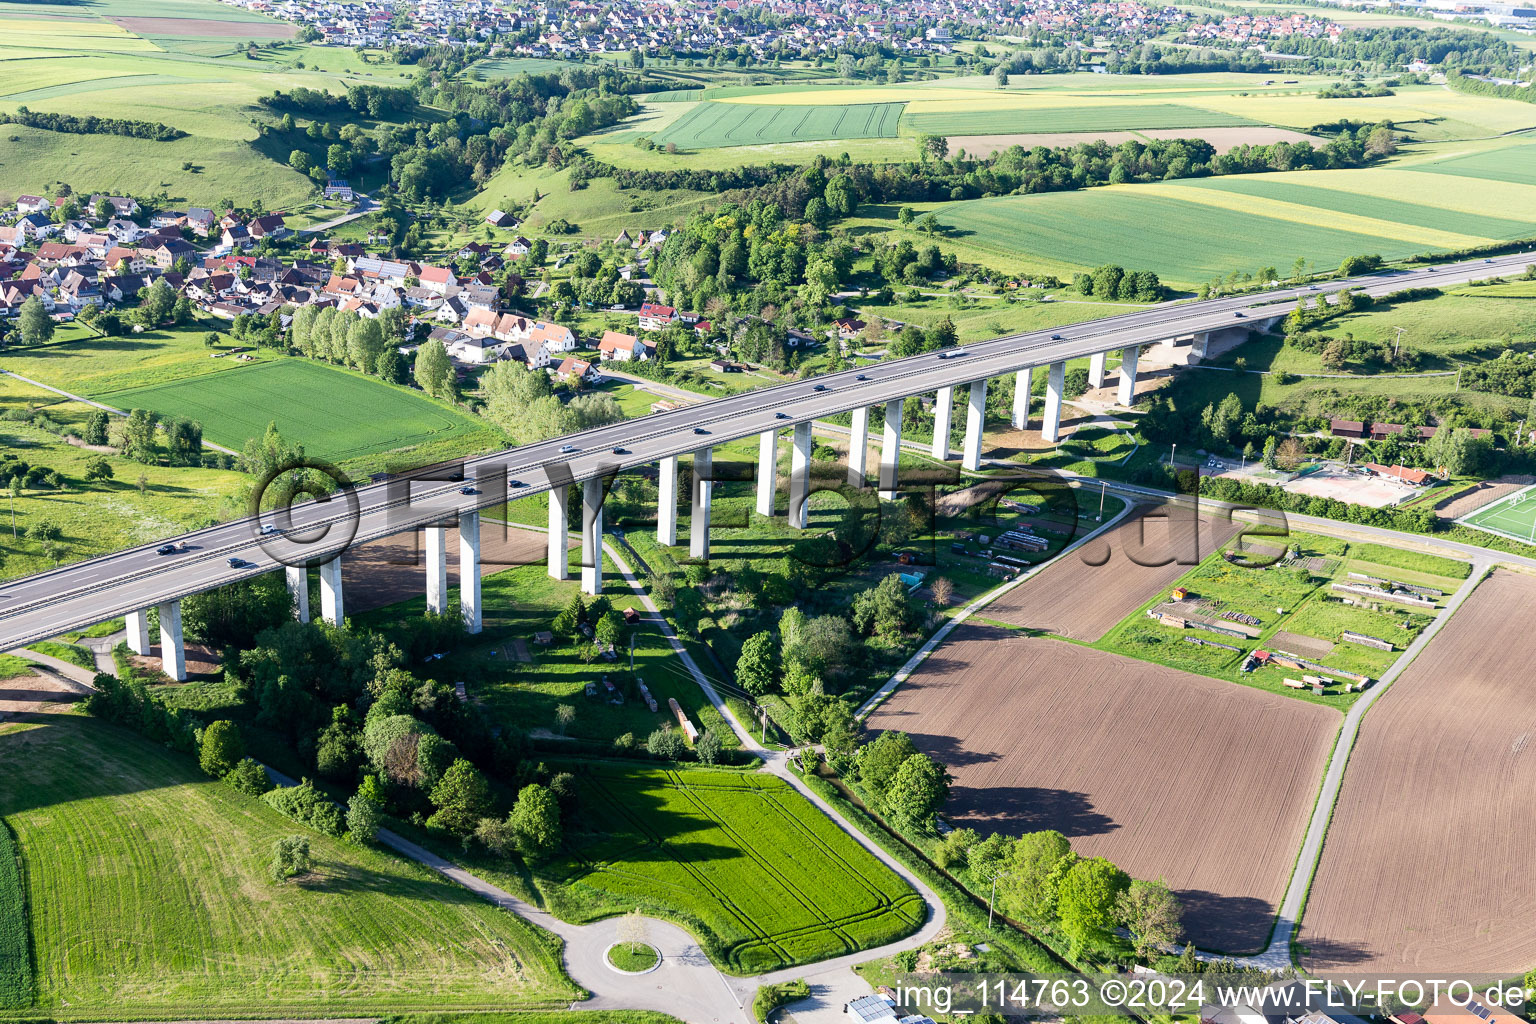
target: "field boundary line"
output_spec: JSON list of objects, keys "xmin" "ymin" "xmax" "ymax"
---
[{"xmin": 854, "ymin": 494, "xmax": 1135, "ymax": 721}]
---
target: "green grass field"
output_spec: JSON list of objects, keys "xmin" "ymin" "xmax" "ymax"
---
[
  {"xmin": 98, "ymin": 359, "xmax": 501, "ymax": 466},
  {"xmin": 931, "ymin": 143, "xmax": 1536, "ymax": 284},
  {"xmin": 529, "ymin": 763, "xmax": 924, "ymax": 973},
  {"xmin": 902, "ymin": 101, "xmax": 1255, "ymax": 135},
  {"xmin": 0, "ymin": 714, "xmax": 577, "ymax": 1020},
  {"xmin": 1460, "ymin": 485, "xmax": 1536, "ymax": 543},
  {"xmin": 654, "ymin": 100, "xmax": 904, "ymax": 150}
]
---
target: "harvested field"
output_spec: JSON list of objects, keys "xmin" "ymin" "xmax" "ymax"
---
[
  {"xmin": 107, "ymin": 17, "xmax": 296, "ymax": 38},
  {"xmin": 1301, "ymin": 569, "xmax": 1536, "ymax": 973},
  {"xmin": 341, "ymin": 522, "xmax": 571, "ymax": 615},
  {"xmin": 867, "ymin": 624, "xmax": 1338, "ymax": 952},
  {"xmin": 946, "ymin": 125, "xmax": 1320, "ymax": 159},
  {"xmin": 981, "ymin": 504, "xmax": 1242, "ymax": 641}
]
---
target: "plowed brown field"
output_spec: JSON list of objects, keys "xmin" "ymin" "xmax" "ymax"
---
[
  {"xmin": 981, "ymin": 504, "xmax": 1242, "ymax": 641},
  {"xmin": 1301, "ymin": 569, "xmax": 1536, "ymax": 973},
  {"xmin": 867, "ymin": 624, "xmax": 1338, "ymax": 953}
]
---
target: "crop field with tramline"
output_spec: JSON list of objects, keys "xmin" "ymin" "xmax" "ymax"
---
[
  {"xmin": 933, "ymin": 144, "xmax": 1536, "ymax": 283},
  {"xmin": 653, "ymin": 100, "xmax": 905, "ymax": 150},
  {"xmin": 532, "ymin": 764, "xmax": 924, "ymax": 973},
  {"xmin": 0, "ymin": 716, "xmax": 576, "ymax": 1020},
  {"xmin": 901, "ymin": 101, "xmax": 1255, "ymax": 136},
  {"xmin": 98, "ymin": 359, "xmax": 500, "ymax": 468},
  {"xmin": 1459, "ymin": 484, "xmax": 1536, "ymax": 543}
]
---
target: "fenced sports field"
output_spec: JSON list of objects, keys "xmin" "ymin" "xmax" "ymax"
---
[{"xmin": 1458, "ymin": 484, "xmax": 1536, "ymax": 542}]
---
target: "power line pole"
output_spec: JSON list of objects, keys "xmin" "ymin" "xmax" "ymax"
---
[{"xmin": 1393, "ymin": 325, "xmax": 1406, "ymax": 359}]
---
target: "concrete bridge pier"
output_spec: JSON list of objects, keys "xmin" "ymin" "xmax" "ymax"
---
[
  {"xmin": 1190, "ymin": 332, "xmax": 1211, "ymax": 362},
  {"xmin": 962, "ymin": 379, "xmax": 987, "ymax": 471},
  {"xmin": 1118, "ymin": 345, "xmax": 1141, "ymax": 406},
  {"xmin": 285, "ymin": 565, "xmax": 309, "ymax": 623},
  {"xmin": 547, "ymin": 483, "xmax": 570, "ymax": 580},
  {"xmin": 755, "ymin": 431, "xmax": 776, "ymax": 517},
  {"xmin": 459, "ymin": 510, "xmax": 481, "ymax": 634},
  {"xmin": 788, "ymin": 421, "xmax": 812, "ymax": 529},
  {"xmin": 425, "ymin": 524, "xmax": 448, "ymax": 615},
  {"xmin": 1042, "ymin": 361, "xmax": 1067, "ymax": 444},
  {"xmin": 848, "ymin": 406, "xmax": 870, "ymax": 487},
  {"xmin": 658, "ymin": 456, "xmax": 679, "ymax": 544},
  {"xmin": 690, "ymin": 447, "xmax": 713, "ymax": 561},
  {"xmin": 581, "ymin": 481, "xmax": 603, "ymax": 596},
  {"xmin": 126, "ymin": 608, "xmax": 150, "ymax": 655},
  {"xmin": 1011, "ymin": 367, "xmax": 1032, "ymax": 430},
  {"xmin": 157, "ymin": 598, "xmax": 185, "ymax": 681},
  {"xmin": 319, "ymin": 555, "xmax": 343, "ymax": 626},
  {"xmin": 879, "ymin": 398, "xmax": 903, "ymax": 501},
  {"xmin": 1088, "ymin": 351, "xmax": 1107, "ymax": 389},
  {"xmin": 931, "ymin": 386, "xmax": 953, "ymax": 461}
]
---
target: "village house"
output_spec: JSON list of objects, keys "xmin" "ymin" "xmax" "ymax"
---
[
  {"xmin": 637, "ymin": 301, "xmax": 676, "ymax": 331},
  {"xmin": 597, "ymin": 329, "xmax": 652, "ymax": 362}
]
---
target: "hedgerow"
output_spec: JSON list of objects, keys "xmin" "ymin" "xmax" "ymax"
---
[{"xmin": 0, "ymin": 819, "xmax": 32, "ymax": 1009}]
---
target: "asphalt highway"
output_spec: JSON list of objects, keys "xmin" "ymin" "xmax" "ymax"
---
[{"xmin": 1, "ymin": 250, "xmax": 1531, "ymax": 650}]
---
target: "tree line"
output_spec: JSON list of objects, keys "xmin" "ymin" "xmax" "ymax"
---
[{"xmin": 1, "ymin": 107, "xmax": 185, "ymax": 141}]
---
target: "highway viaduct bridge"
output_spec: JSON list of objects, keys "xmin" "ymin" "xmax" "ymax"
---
[{"xmin": 1, "ymin": 252, "xmax": 1530, "ymax": 678}]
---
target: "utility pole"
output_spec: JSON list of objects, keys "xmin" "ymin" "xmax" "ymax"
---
[
  {"xmin": 988, "ymin": 872, "xmax": 1000, "ymax": 930},
  {"xmin": 1097, "ymin": 480, "xmax": 1106, "ymax": 521},
  {"xmin": 1393, "ymin": 325, "xmax": 1406, "ymax": 359}
]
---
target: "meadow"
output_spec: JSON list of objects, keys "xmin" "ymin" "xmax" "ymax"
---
[
  {"xmin": 0, "ymin": 714, "xmax": 577, "ymax": 1020},
  {"xmin": 654, "ymin": 100, "xmax": 904, "ymax": 150},
  {"xmin": 0, "ymin": 381, "xmax": 246, "ymax": 582},
  {"xmin": 529, "ymin": 764, "xmax": 925, "ymax": 973},
  {"xmin": 98, "ymin": 359, "xmax": 502, "ymax": 468}
]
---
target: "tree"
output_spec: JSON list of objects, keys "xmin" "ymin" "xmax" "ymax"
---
[
  {"xmin": 83, "ymin": 409, "xmax": 110, "ymax": 446},
  {"xmin": 648, "ymin": 726, "xmax": 686, "ymax": 759},
  {"xmin": 509, "ymin": 783, "xmax": 562, "ymax": 862},
  {"xmin": 224, "ymin": 758, "xmax": 271, "ymax": 796},
  {"xmin": 692, "ymin": 728, "xmax": 722, "ymax": 765},
  {"xmin": 413, "ymin": 339, "xmax": 455, "ymax": 400},
  {"xmin": 18, "ymin": 295, "xmax": 53, "ymax": 346},
  {"xmin": 1116, "ymin": 878, "xmax": 1184, "ymax": 959},
  {"xmin": 882, "ymin": 752, "xmax": 950, "ymax": 830},
  {"xmin": 859, "ymin": 730, "xmax": 918, "ymax": 792},
  {"xmin": 997, "ymin": 830, "xmax": 1074, "ymax": 926},
  {"xmin": 288, "ymin": 149, "xmax": 311, "ymax": 175},
  {"xmin": 269, "ymin": 835, "xmax": 312, "ymax": 881},
  {"xmin": 427, "ymin": 758, "xmax": 493, "ymax": 836},
  {"xmin": 555, "ymin": 703, "xmax": 576, "ymax": 736},
  {"xmin": 735, "ymin": 631, "xmax": 779, "ymax": 697},
  {"xmin": 346, "ymin": 789, "xmax": 382, "ymax": 843},
  {"xmin": 852, "ymin": 573, "xmax": 914, "ymax": 640},
  {"xmin": 929, "ymin": 576, "xmax": 954, "ymax": 606},
  {"xmin": 1261, "ymin": 435, "xmax": 1278, "ymax": 470},
  {"xmin": 1056, "ymin": 856, "xmax": 1130, "ymax": 954},
  {"xmin": 199, "ymin": 719, "xmax": 244, "ymax": 778},
  {"xmin": 1425, "ymin": 426, "xmax": 1490, "ymax": 476},
  {"xmin": 83, "ymin": 457, "xmax": 113, "ymax": 482}
]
